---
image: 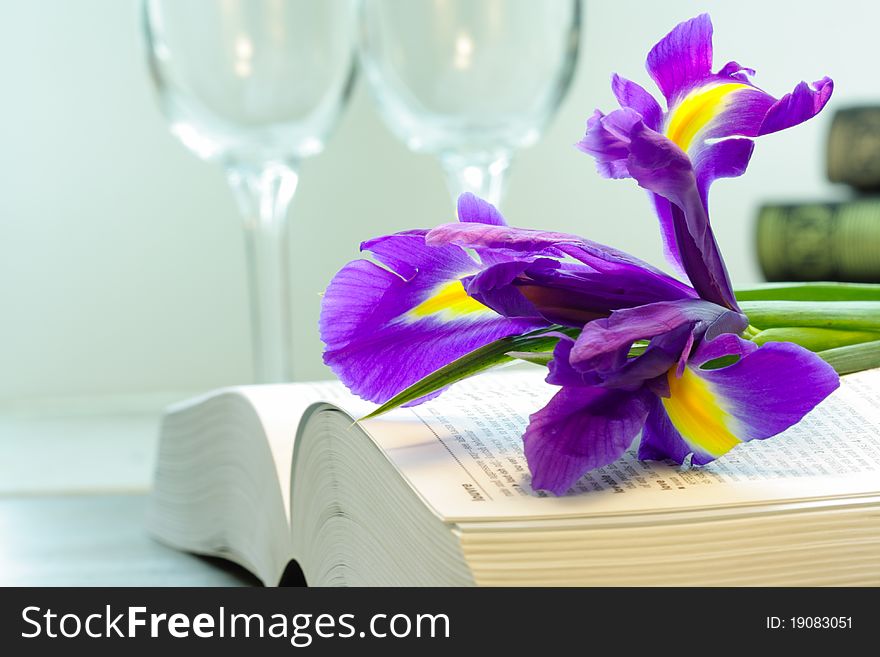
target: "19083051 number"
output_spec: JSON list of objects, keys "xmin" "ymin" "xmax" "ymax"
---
[{"xmin": 790, "ymin": 617, "xmax": 852, "ymax": 629}]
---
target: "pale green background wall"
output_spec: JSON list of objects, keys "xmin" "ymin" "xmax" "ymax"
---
[{"xmin": 0, "ymin": 0, "xmax": 869, "ymax": 400}]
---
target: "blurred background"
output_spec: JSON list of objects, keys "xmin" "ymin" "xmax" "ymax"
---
[{"xmin": 0, "ymin": 0, "xmax": 866, "ymax": 404}]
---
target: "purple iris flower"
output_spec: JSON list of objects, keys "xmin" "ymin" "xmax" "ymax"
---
[
  {"xmin": 320, "ymin": 194, "xmax": 694, "ymax": 402},
  {"xmin": 577, "ymin": 13, "xmax": 833, "ymax": 309},
  {"xmin": 425, "ymin": 219, "xmax": 839, "ymax": 496}
]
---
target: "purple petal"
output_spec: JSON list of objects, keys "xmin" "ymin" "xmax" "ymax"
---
[
  {"xmin": 661, "ymin": 76, "xmax": 831, "ymax": 160},
  {"xmin": 323, "ymin": 313, "xmax": 537, "ymax": 404},
  {"xmin": 430, "ymin": 220, "xmax": 700, "ymax": 327},
  {"xmin": 651, "ymin": 194, "xmax": 687, "ymax": 278},
  {"xmin": 427, "ymin": 221, "xmax": 576, "ymax": 261},
  {"xmin": 427, "ymin": 219, "xmax": 696, "ymax": 291},
  {"xmin": 455, "ymin": 193, "xmax": 511, "ymax": 266},
  {"xmin": 576, "ymin": 108, "xmax": 643, "ymax": 179},
  {"xmin": 646, "ymin": 14, "xmax": 714, "ymax": 104},
  {"xmin": 467, "ymin": 258, "xmax": 697, "ymax": 328},
  {"xmin": 674, "ymin": 327, "xmax": 695, "ymax": 377},
  {"xmin": 716, "ymin": 60, "xmax": 756, "ymax": 82},
  {"xmin": 457, "ymin": 192, "xmax": 507, "ymax": 226},
  {"xmin": 546, "ymin": 337, "xmax": 601, "ymax": 387},
  {"xmin": 694, "ymin": 341, "xmax": 840, "ymax": 445},
  {"xmin": 662, "ymin": 75, "xmax": 831, "ymax": 165},
  {"xmin": 524, "ymin": 385, "xmax": 651, "ymax": 495},
  {"xmin": 320, "ymin": 232, "xmax": 542, "ymax": 402},
  {"xmin": 569, "ymin": 298, "xmax": 746, "ymax": 373},
  {"xmin": 693, "ymin": 138, "xmax": 755, "ymax": 208},
  {"xmin": 611, "ymin": 73, "xmax": 662, "ymax": 131},
  {"xmin": 758, "ymin": 77, "xmax": 834, "ymax": 136},
  {"xmin": 580, "ymin": 110, "xmax": 738, "ymax": 308},
  {"xmin": 462, "ymin": 259, "xmax": 562, "ymax": 321},
  {"xmin": 625, "ymin": 122, "xmax": 739, "ymax": 309},
  {"xmin": 689, "ymin": 332, "xmax": 758, "ymax": 367},
  {"xmin": 640, "ymin": 340, "xmax": 839, "ymax": 465},
  {"xmin": 358, "ymin": 230, "xmax": 457, "ymax": 283},
  {"xmin": 638, "ymin": 396, "xmax": 693, "ymax": 463},
  {"xmin": 599, "ymin": 321, "xmax": 696, "ymax": 391},
  {"xmin": 678, "ymin": 76, "xmax": 831, "ymax": 222},
  {"xmin": 696, "ymin": 85, "xmax": 774, "ymax": 142}
]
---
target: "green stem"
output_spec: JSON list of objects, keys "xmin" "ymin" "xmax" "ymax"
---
[
  {"xmin": 742, "ymin": 324, "xmax": 762, "ymax": 339},
  {"xmin": 739, "ymin": 300, "xmax": 880, "ymax": 332}
]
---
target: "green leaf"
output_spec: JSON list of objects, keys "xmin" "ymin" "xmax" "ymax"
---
[
  {"xmin": 359, "ymin": 326, "xmax": 579, "ymax": 420},
  {"xmin": 735, "ymin": 282, "xmax": 880, "ymax": 302},
  {"xmin": 506, "ymin": 351, "xmax": 555, "ymax": 366},
  {"xmin": 751, "ymin": 327, "xmax": 880, "ymax": 351},
  {"xmin": 507, "ymin": 339, "xmax": 651, "ymax": 367},
  {"xmin": 628, "ymin": 340, "xmax": 649, "ymax": 358},
  {"xmin": 817, "ymin": 340, "xmax": 880, "ymax": 375},
  {"xmin": 699, "ymin": 355, "xmax": 740, "ymax": 370},
  {"xmin": 739, "ymin": 300, "xmax": 880, "ymax": 331}
]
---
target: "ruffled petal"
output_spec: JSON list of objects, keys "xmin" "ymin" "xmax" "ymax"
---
[
  {"xmin": 758, "ymin": 77, "xmax": 834, "ymax": 136},
  {"xmin": 320, "ymin": 232, "xmax": 541, "ymax": 402},
  {"xmin": 569, "ymin": 298, "xmax": 746, "ymax": 376},
  {"xmin": 576, "ymin": 108, "xmax": 643, "ymax": 180},
  {"xmin": 611, "ymin": 74, "xmax": 662, "ymax": 131},
  {"xmin": 646, "ymin": 13, "xmax": 714, "ymax": 104},
  {"xmin": 524, "ymin": 385, "xmax": 651, "ymax": 495}
]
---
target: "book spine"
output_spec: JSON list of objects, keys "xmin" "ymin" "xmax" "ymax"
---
[
  {"xmin": 756, "ymin": 201, "xmax": 880, "ymax": 282},
  {"xmin": 827, "ymin": 107, "xmax": 880, "ymax": 190}
]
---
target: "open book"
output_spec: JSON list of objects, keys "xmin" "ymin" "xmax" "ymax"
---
[{"xmin": 148, "ymin": 368, "xmax": 880, "ymax": 586}]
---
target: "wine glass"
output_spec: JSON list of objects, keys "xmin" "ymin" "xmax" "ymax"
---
[
  {"xmin": 358, "ymin": 0, "xmax": 581, "ymax": 208},
  {"xmin": 142, "ymin": 0, "xmax": 357, "ymax": 383}
]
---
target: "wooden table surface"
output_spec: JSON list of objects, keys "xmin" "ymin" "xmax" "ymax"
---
[{"xmin": 0, "ymin": 396, "xmax": 259, "ymax": 587}]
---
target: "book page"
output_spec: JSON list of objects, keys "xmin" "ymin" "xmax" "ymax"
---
[
  {"xmin": 225, "ymin": 382, "xmax": 371, "ymax": 517},
  {"xmin": 352, "ymin": 368, "xmax": 880, "ymax": 522}
]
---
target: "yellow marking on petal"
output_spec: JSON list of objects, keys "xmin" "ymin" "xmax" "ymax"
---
[
  {"xmin": 407, "ymin": 280, "xmax": 491, "ymax": 321},
  {"xmin": 662, "ymin": 366, "xmax": 741, "ymax": 458},
  {"xmin": 665, "ymin": 83, "xmax": 750, "ymax": 152}
]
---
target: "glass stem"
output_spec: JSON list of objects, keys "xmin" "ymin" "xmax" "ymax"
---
[
  {"xmin": 439, "ymin": 151, "xmax": 511, "ymax": 209},
  {"xmin": 226, "ymin": 161, "xmax": 299, "ymax": 383}
]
